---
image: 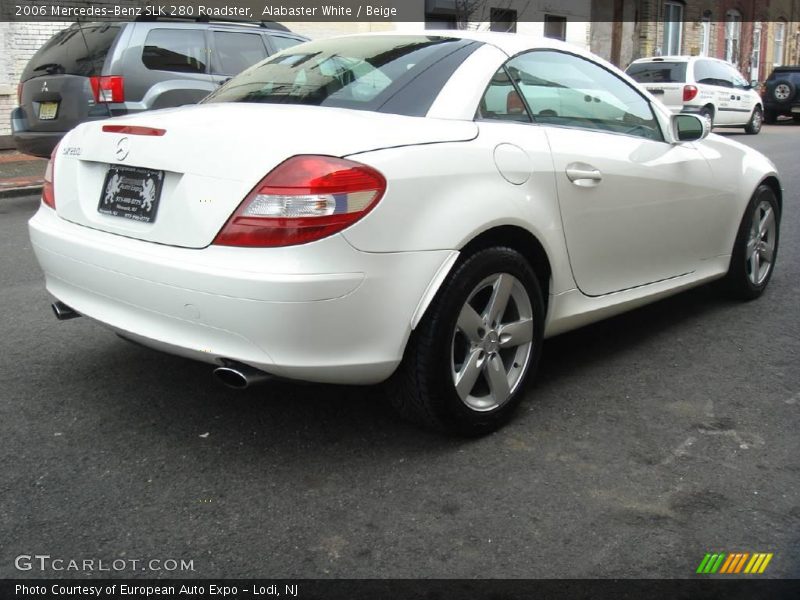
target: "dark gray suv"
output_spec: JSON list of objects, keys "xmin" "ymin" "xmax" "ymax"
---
[{"xmin": 11, "ymin": 17, "xmax": 306, "ymax": 157}]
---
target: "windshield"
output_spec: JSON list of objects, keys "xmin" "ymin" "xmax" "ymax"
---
[
  {"xmin": 204, "ymin": 35, "xmax": 472, "ymax": 113},
  {"xmin": 626, "ymin": 62, "xmax": 687, "ymax": 84}
]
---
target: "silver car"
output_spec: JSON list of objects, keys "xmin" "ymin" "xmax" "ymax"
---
[{"xmin": 12, "ymin": 17, "xmax": 306, "ymax": 157}]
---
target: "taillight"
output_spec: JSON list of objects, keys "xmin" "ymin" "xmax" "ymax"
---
[
  {"xmin": 213, "ymin": 155, "xmax": 386, "ymax": 248},
  {"xmin": 89, "ymin": 76, "xmax": 124, "ymax": 103},
  {"xmin": 42, "ymin": 144, "xmax": 59, "ymax": 209},
  {"xmin": 507, "ymin": 90, "xmax": 526, "ymax": 114},
  {"xmin": 683, "ymin": 85, "xmax": 698, "ymax": 102}
]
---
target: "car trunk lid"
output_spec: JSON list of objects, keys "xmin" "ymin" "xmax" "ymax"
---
[{"xmin": 54, "ymin": 103, "xmax": 478, "ymax": 248}]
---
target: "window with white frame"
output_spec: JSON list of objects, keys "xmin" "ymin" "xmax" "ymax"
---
[
  {"xmin": 725, "ymin": 10, "xmax": 742, "ymax": 66},
  {"xmin": 774, "ymin": 20, "xmax": 786, "ymax": 66},
  {"xmin": 662, "ymin": 2, "xmax": 683, "ymax": 56},
  {"xmin": 751, "ymin": 23, "xmax": 761, "ymax": 82},
  {"xmin": 700, "ymin": 14, "xmax": 711, "ymax": 56}
]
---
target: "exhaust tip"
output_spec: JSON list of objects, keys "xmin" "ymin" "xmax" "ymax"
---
[
  {"xmin": 52, "ymin": 301, "xmax": 81, "ymax": 321},
  {"xmin": 213, "ymin": 367, "xmax": 250, "ymax": 390}
]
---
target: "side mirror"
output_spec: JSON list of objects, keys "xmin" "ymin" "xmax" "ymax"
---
[{"xmin": 672, "ymin": 113, "xmax": 710, "ymax": 143}]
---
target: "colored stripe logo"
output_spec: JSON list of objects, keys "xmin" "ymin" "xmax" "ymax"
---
[{"xmin": 696, "ymin": 552, "xmax": 773, "ymax": 574}]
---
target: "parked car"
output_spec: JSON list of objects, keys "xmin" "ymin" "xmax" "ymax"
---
[
  {"xmin": 625, "ymin": 55, "xmax": 763, "ymax": 134},
  {"xmin": 30, "ymin": 33, "xmax": 781, "ymax": 435},
  {"xmin": 11, "ymin": 17, "xmax": 307, "ymax": 157},
  {"xmin": 762, "ymin": 65, "xmax": 800, "ymax": 123}
]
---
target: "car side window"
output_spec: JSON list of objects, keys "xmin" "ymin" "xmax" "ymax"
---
[
  {"xmin": 477, "ymin": 68, "xmax": 531, "ymax": 123},
  {"xmin": 270, "ymin": 36, "xmax": 304, "ymax": 53},
  {"xmin": 142, "ymin": 29, "xmax": 207, "ymax": 74},
  {"xmin": 694, "ymin": 60, "xmax": 716, "ymax": 85},
  {"xmin": 505, "ymin": 50, "xmax": 662, "ymax": 141},
  {"xmin": 212, "ymin": 32, "xmax": 268, "ymax": 76},
  {"xmin": 710, "ymin": 62, "xmax": 734, "ymax": 88}
]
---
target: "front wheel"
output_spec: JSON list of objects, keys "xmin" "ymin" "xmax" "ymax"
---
[
  {"xmin": 744, "ymin": 106, "xmax": 763, "ymax": 134},
  {"xmin": 389, "ymin": 247, "xmax": 544, "ymax": 436},
  {"xmin": 723, "ymin": 185, "xmax": 780, "ymax": 300}
]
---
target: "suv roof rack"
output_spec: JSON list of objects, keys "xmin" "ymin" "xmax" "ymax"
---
[{"xmin": 134, "ymin": 14, "xmax": 290, "ymax": 32}]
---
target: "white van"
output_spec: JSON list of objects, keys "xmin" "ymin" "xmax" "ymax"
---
[{"xmin": 626, "ymin": 56, "xmax": 763, "ymax": 134}]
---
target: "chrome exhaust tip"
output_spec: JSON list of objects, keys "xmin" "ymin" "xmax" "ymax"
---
[
  {"xmin": 51, "ymin": 301, "xmax": 81, "ymax": 321},
  {"xmin": 213, "ymin": 362, "xmax": 272, "ymax": 390}
]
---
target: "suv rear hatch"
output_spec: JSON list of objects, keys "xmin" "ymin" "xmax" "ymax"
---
[
  {"xmin": 53, "ymin": 103, "xmax": 478, "ymax": 248},
  {"xmin": 626, "ymin": 60, "xmax": 688, "ymax": 109},
  {"xmin": 18, "ymin": 23, "xmax": 123, "ymax": 136}
]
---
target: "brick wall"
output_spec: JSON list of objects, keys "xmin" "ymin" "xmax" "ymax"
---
[{"xmin": 1, "ymin": 21, "xmax": 66, "ymax": 138}]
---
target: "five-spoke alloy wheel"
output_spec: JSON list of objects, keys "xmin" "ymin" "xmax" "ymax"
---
[
  {"xmin": 725, "ymin": 184, "xmax": 780, "ymax": 299},
  {"xmin": 390, "ymin": 247, "xmax": 544, "ymax": 436}
]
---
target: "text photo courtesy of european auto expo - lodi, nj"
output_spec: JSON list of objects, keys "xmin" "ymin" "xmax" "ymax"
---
[{"xmin": 1, "ymin": 0, "xmax": 799, "ymax": 599}]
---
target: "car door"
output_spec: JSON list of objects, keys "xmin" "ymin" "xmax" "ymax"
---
[
  {"xmin": 708, "ymin": 61, "xmax": 738, "ymax": 124},
  {"xmin": 729, "ymin": 67, "xmax": 755, "ymax": 121},
  {"xmin": 502, "ymin": 50, "xmax": 725, "ymax": 297}
]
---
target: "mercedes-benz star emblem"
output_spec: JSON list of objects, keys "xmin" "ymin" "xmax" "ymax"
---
[{"xmin": 115, "ymin": 137, "xmax": 130, "ymax": 161}]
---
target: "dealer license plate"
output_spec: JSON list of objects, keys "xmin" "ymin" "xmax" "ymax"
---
[
  {"xmin": 39, "ymin": 102, "xmax": 58, "ymax": 120},
  {"xmin": 98, "ymin": 165, "xmax": 164, "ymax": 223}
]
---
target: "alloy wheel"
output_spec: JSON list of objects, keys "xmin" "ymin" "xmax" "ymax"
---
[
  {"xmin": 451, "ymin": 273, "xmax": 534, "ymax": 412},
  {"xmin": 774, "ymin": 83, "xmax": 791, "ymax": 101},
  {"xmin": 746, "ymin": 200, "xmax": 777, "ymax": 285}
]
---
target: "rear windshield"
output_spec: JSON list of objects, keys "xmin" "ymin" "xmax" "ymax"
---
[
  {"xmin": 626, "ymin": 62, "xmax": 687, "ymax": 84},
  {"xmin": 204, "ymin": 35, "xmax": 473, "ymax": 113},
  {"xmin": 22, "ymin": 23, "xmax": 121, "ymax": 81}
]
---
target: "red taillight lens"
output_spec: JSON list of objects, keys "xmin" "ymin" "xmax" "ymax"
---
[
  {"xmin": 507, "ymin": 90, "xmax": 526, "ymax": 114},
  {"xmin": 683, "ymin": 85, "xmax": 698, "ymax": 102},
  {"xmin": 42, "ymin": 144, "xmax": 59, "ymax": 209},
  {"xmin": 89, "ymin": 76, "xmax": 124, "ymax": 103},
  {"xmin": 213, "ymin": 155, "xmax": 387, "ymax": 248}
]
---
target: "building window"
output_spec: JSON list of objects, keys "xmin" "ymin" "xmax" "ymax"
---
[
  {"xmin": 751, "ymin": 23, "xmax": 761, "ymax": 82},
  {"xmin": 543, "ymin": 15, "xmax": 567, "ymax": 41},
  {"xmin": 490, "ymin": 8, "xmax": 517, "ymax": 33},
  {"xmin": 662, "ymin": 2, "xmax": 683, "ymax": 56},
  {"xmin": 774, "ymin": 20, "xmax": 786, "ymax": 66},
  {"xmin": 700, "ymin": 13, "xmax": 711, "ymax": 56},
  {"xmin": 725, "ymin": 10, "xmax": 742, "ymax": 66}
]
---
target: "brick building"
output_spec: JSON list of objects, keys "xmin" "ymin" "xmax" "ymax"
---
[{"xmin": 591, "ymin": 0, "xmax": 800, "ymax": 81}]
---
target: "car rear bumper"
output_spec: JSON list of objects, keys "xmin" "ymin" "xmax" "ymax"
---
[
  {"xmin": 29, "ymin": 205, "xmax": 456, "ymax": 384},
  {"xmin": 12, "ymin": 130, "xmax": 63, "ymax": 158}
]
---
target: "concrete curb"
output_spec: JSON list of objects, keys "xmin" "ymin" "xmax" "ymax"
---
[{"xmin": 0, "ymin": 185, "xmax": 43, "ymax": 199}]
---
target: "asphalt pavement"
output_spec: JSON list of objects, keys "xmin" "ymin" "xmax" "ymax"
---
[{"xmin": 1, "ymin": 123, "xmax": 798, "ymax": 580}]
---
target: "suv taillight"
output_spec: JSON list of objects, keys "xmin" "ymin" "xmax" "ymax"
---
[
  {"xmin": 89, "ymin": 76, "xmax": 124, "ymax": 103},
  {"xmin": 42, "ymin": 144, "xmax": 59, "ymax": 209},
  {"xmin": 683, "ymin": 85, "xmax": 698, "ymax": 102},
  {"xmin": 213, "ymin": 155, "xmax": 386, "ymax": 248}
]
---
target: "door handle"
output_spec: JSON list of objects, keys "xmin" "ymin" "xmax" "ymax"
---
[{"xmin": 566, "ymin": 163, "xmax": 602, "ymax": 185}]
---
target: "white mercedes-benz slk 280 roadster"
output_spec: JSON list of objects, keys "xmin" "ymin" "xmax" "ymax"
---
[{"xmin": 29, "ymin": 32, "xmax": 782, "ymax": 435}]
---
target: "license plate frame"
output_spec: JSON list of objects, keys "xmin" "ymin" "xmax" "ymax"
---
[
  {"xmin": 38, "ymin": 102, "xmax": 58, "ymax": 120},
  {"xmin": 98, "ymin": 165, "xmax": 165, "ymax": 224}
]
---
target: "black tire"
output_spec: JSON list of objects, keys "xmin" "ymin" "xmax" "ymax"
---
[
  {"xmin": 772, "ymin": 80, "xmax": 796, "ymax": 104},
  {"xmin": 793, "ymin": 115, "xmax": 800, "ymax": 124},
  {"xmin": 723, "ymin": 185, "xmax": 780, "ymax": 300},
  {"xmin": 388, "ymin": 247, "xmax": 544, "ymax": 436},
  {"xmin": 699, "ymin": 106, "xmax": 714, "ymax": 126},
  {"xmin": 744, "ymin": 106, "xmax": 763, "ymax": 134},
  {"xmin": 764, "ymin": 109, "xmax": 777, "ymax": 124}
]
